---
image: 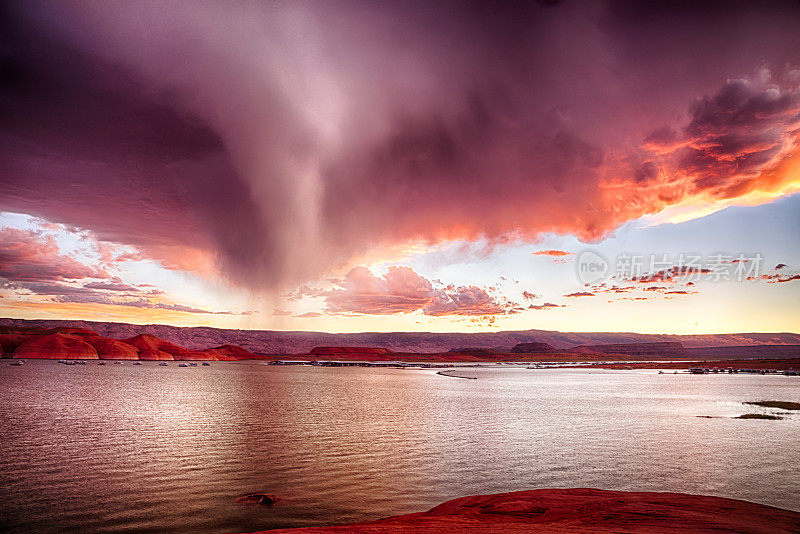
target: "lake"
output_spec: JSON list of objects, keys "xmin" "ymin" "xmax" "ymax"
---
[{"xmin": 1, "ymin": 361, "xmax": 798, "ymax": 533}]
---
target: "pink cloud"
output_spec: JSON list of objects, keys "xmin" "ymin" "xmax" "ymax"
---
[
  {"xmin": 528, "ymin": 302, "xmax": 565, "ymax": 310},
  {"xmin": 323, "ymin": 266, "xmax": 511, "ymax": 316},
  {"xmin": 0, "ymin": 228, "xmax": 109, "ymax": 282},
  {"xmin": 83, "ymin": 279, "xmax": 139, "ymax": 292}
]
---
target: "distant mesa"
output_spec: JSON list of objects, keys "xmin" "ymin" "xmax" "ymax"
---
[
  {"xmin": 2, "ymin": 319, "xmax": 800, "ymax": 366},
  {"xmin": 687, "ymin": 345, "xmax": 800, "ymax": 359},
  {"xmin": 49, "ymin": 327, "xmax": 101, "ymax": 336},
  {"xmin": 570, "ymin": 341, "xmax": 688, "ymax": 356},
  {"xmin": 511, "ymin": 342, "xmax": 557, "ymax": 354},
  {"xmin": 309, "ymin": 346, "xmax": 393, "ymax": 357},
  {"xmin": 14, "ymin": 333, "xmax": 99, "ymax": 359},
  {"xmin": 3, "ymin": 317, "xmax": 800, "ymax": 355}
]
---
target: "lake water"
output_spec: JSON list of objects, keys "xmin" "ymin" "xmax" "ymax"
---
[{"xmin": 1, "ymin": 361, "xmax": 799, "ymax": 533}]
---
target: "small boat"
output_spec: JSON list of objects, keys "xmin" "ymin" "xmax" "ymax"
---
[
  {"xmin": 133, "ymin": 362, "xmax": 143, "ymax": 366},
  {"xmin": 202, "ymin": 362, "xmax": 210, "ymax": 366},
  {"xmin": 9, "ymin": 361, "xmax": 23, "ymax": 366},
  {"xmin": 189, "ymin": 363, "xmax": 198, "ymax": 367},
  {"xmin": 75, "ymin": 360, "xmax": 86, "ymax": 365},
  {"xmin": 159, "ymin": 362, "xmax": 168, "ymax": 366},
  {"xmin": 178, "ymin": 363, "xmax": 188, "ymax": 367},
  {"xmin": 114, "ymin": 361, "xmax": 123, "ymax": 365},
  {"xmin": 97, "ymin": 361, "xmax": 106, "ymax": 365}
]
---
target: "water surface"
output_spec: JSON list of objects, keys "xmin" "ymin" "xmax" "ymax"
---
[{"xmin": 1, "ymin": 361, "xmax": 798, "ymax": 533}]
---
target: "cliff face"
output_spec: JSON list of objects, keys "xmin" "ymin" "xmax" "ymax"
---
[
  {"xmin": 249, "ymin": 488, "xmax": 800, "ymax": 534},
  {"xmin": 14, "ymin": 333, "xmax": 99, "ymax": 359},
  {"xmin": 0, "ymin": 333, "xmax": 27, "ymax": 357},
  {"xmin": 84, "ymin": 336, "xmax": 140, "ymax": 360},
  {"xmin": 121, "ymin": 334, "xmax": 215, "ymax": 360}
]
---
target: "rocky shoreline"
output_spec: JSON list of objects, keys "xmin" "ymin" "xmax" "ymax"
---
[{"xmin": 241, "ymin": 488, "xmax": 800, "ymax": 533}]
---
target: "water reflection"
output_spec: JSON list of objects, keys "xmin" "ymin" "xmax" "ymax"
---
[{"xmin": 0, "ymin": 363, "xmax": 798, "ymax": 533}]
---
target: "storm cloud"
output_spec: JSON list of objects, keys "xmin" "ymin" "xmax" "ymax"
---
[{"xmin": 2, "ymin": 1, "xmax": 799, "ymax": 292}]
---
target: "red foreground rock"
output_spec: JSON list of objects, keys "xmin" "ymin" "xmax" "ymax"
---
[{"xmin": 249, "ymin": 488, "xmax": 800, "ymax": 534}]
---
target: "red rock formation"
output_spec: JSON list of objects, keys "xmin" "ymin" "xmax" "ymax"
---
[
  {"xmin": 14, "ymin": 333, "xmax": 99, "ymax": 359},
  {"xmin": 84, "ymin": 336, "xmax": 140, "ymax": 360},
  {"xmin": 0, "ymin": 332, "xmax": 29, "ymax": 358},
  {"xmin": 248, "ymin": 488, "xmax": 800, "ymax": 533},
  {"xmin": 122, "ymin": 334, "xmax": 175, "ymax": 360},
  {"xmin": 203, "ymin": 344, "xmax": 261, "ymax": 360},
  {"xmin": 122, "ymin": 334, "xmax": 210, "ymax": 360}
]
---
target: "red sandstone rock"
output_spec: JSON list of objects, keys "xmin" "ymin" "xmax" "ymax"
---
[
  {"xmin": 247, "ymin": 488, "xmax": 800, "ymax": 534},
  {"xmin": 122, "ymin": 334, "xmax": 174, "ymax": 360},
  {"xmin": 0, "ymin": 332, "xmax": 30, "ymax": 357},
  {"xmin": 14, "ymin": 333, "xmax": 99, "ymax": 359},
  {"xmin": 203, "ymin": 344, "xmax": 260, "ymax": 360},
  {"xmin": 122, "ymin": 334, "xmax": 212, "ymax": 360},
  {"xmin": 84, "ymin": 336, "xmax": 140, "ymax": 360}
]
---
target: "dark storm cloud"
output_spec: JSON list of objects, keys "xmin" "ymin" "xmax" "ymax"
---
[{"xmin": 1, "ymin": 1, "xmax": 799, "ymax": 291}]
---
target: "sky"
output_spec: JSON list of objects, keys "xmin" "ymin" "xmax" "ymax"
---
[{"xmin": 1, "ymin": 0, "xmax": 799, "ymax": 334}]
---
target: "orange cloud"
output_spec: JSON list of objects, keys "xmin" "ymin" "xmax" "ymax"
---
[
  {"xmin": 565, "ymin": 291, "xmax": 595, "ymax": 298},
  {"xmin": 532, "ymin": 250, "xmax": 573, "ymax": 257}
]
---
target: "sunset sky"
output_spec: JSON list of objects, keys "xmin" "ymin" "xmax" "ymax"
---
[{"xmin": 1, "ymin": 0, "xmax": 799, "ymax": 333}]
